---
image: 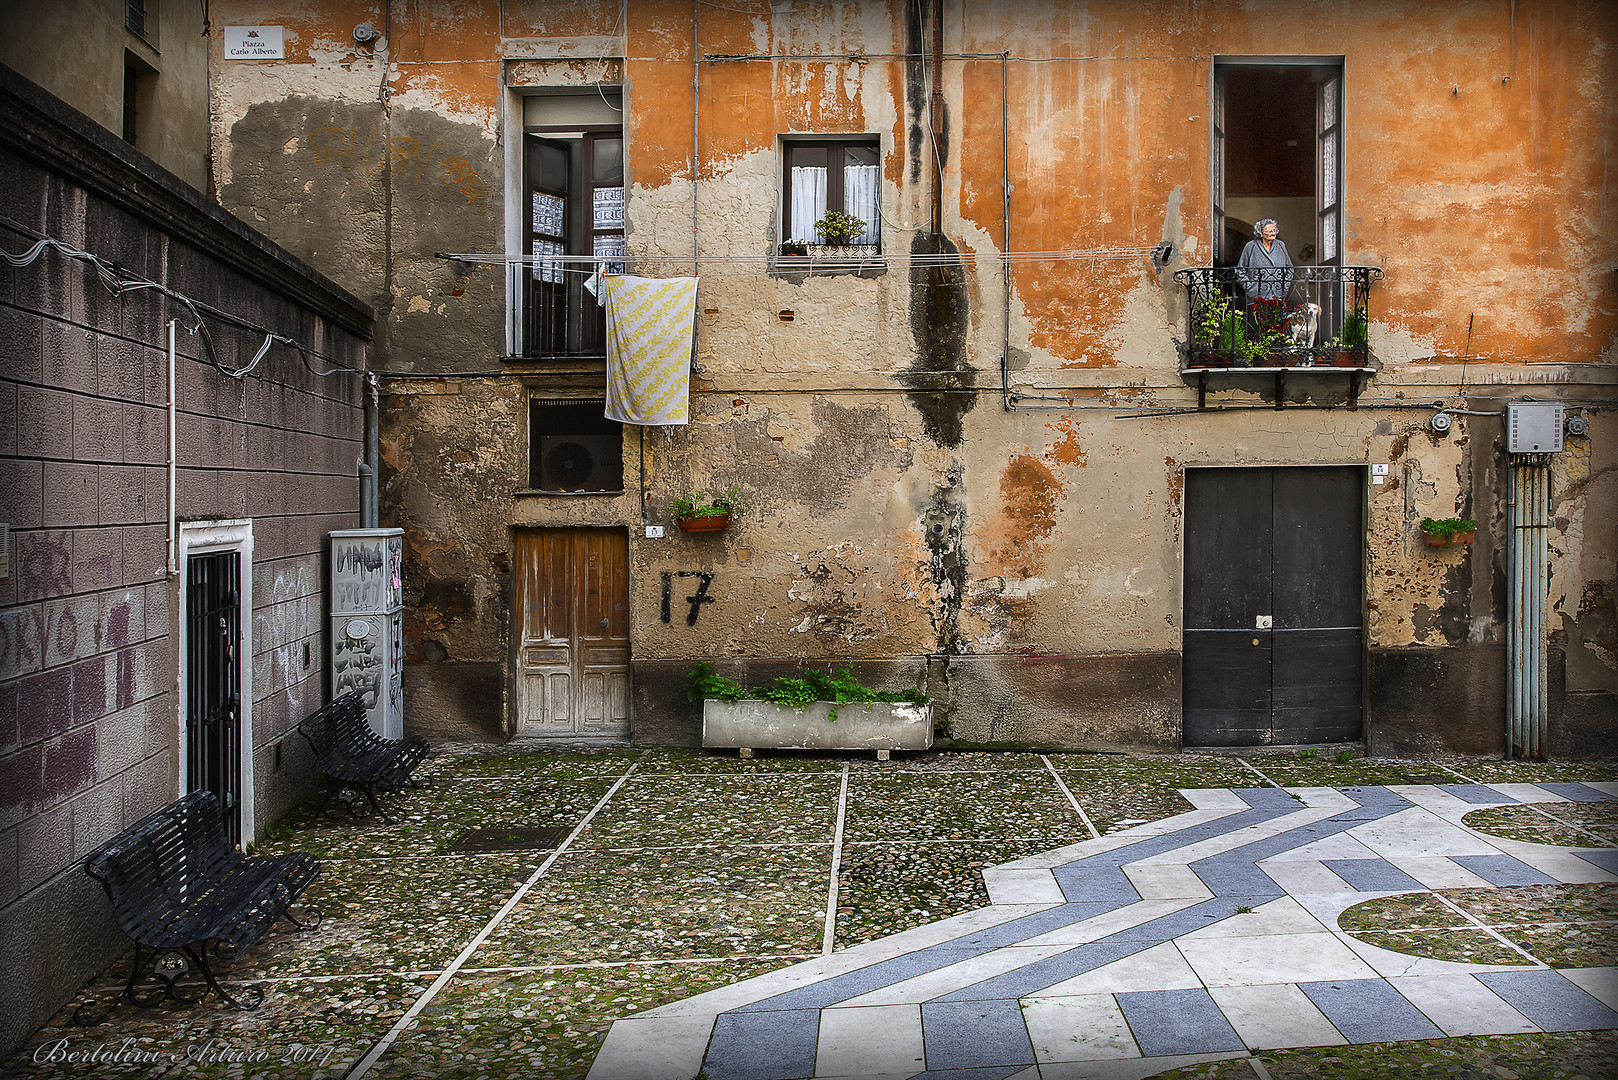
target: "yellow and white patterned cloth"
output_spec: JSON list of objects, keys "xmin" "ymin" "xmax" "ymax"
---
[{"xmin": 603, "ymin": 274, "xmax": 697, "ymax": 426}]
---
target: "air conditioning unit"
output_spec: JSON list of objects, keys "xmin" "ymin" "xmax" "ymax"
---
[{"xmin": 539, "ymin": 433, "xmax": 623, "ymax": 491}]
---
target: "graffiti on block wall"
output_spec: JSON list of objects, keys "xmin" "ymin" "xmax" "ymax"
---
[{"xmin": 306, "ymin": 126, "xmax": 486, "ymax": 204}]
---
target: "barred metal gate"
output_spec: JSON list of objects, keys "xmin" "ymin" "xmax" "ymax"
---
[{"xmin": 187, "ymin": 551, "xmax": 242, "ymax": 845}]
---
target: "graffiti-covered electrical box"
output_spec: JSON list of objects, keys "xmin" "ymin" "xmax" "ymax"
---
[{"xmin": 330, "ymin": 528, "xmax": 404, "ymax": 739}]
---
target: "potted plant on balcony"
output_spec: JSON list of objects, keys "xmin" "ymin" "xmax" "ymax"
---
[
  {"xmin": 1420, "ymin": 516, "xmax": 1477, "ymax": 546},
  {"xmin": 1194, "ymin": 289, "xmax": 1243, "ymax": 368},
  {"xmin": 1335, "ymin": 310, "xmax": 1369, "ymax": 366},
  {"xmin": 690, "ymin": 663, "xmax": 933, "ymax": 758},
  {"xmin": 779, "ymin": 240, "xmax": 808, "ymax": 257},
  {"xmin": 670, "ymin": 487, "xmax": 745, "ymax": 532}
]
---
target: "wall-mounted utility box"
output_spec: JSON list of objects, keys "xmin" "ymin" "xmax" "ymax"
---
[{"xmin": 1506, "ymin": 403, "xmax": 1564, "ymax": 454}]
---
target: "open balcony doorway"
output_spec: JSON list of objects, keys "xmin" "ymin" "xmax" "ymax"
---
[{"xmin": 1214, "ymin": 60, "xmax": 1345, "ymax": 339}]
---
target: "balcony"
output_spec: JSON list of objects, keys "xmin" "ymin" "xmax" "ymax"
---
[{"xmin": 1174, "ymin": 265, "xmax": 1383, "ymax": 407}]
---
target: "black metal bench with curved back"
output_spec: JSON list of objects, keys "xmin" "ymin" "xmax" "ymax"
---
[
  {"xmin": 76, "ymin": 789, "xmax": 321, "ymax": 1023},
  {"xmin": 297, "ymin": 693, "xmax": 430, "ymax": 821}
]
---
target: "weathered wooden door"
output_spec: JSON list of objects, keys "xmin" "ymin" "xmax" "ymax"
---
[
  {"xmin": 514, "ymin": 528, "xmax": 630, "ymax": 738},
  {"xmin": 1183, "ymin": 467, "xmax": 1364, "ymax": 747}
]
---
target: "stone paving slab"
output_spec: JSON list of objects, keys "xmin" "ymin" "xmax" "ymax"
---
[
  {"xmin": 11, "ymin": 750, "xmax": 1618, "ymax": 1080},
  {"xmin": 588, "ymin": 782, "xmax": 1618, "ymax": 1080}
]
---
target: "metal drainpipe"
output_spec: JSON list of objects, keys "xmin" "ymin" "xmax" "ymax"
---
[
  {"xmin": 1507, "ymin": 453, "xmax": 1550, "ymax": 758},
  {"xmin": 361, "ymin": 372, "xmax": 380, "ymax": 529}
]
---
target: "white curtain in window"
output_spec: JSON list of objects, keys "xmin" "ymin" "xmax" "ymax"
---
[
  {"xmin": 790, "ymin": 166, "xmax": 827, "ymax": 242},
  {"xmin": 843, "ymin": 162, "xmax": 880, "ymax": 245}
]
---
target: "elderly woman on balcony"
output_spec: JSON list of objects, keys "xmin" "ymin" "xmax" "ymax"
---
[{"xmin": 1234, "ymin": 218, "xmax": 1293, "ymax": 308}]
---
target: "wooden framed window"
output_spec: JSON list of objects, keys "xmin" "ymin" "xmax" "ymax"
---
[
  {"xmin": 781, "ymin": 138, "xmax": 881, "ymax": 250},
  {"xmin": 524, "ymin": 129, "xmax": 624, "ymax": 357}
]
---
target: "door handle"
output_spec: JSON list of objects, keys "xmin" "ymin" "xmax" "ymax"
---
[{"xmin": 600, "ymin": 618, "xmax": 609, "ymax": 629}]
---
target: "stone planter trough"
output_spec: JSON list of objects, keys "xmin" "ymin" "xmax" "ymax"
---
[{"xmin": 701, "ymin": 699, "xmax": 933, "ymax": 760}]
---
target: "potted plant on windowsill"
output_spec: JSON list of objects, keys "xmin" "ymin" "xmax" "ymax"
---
[
  {"xmin": 779, "ymin": 240, "xmax": 808, "ymax": 257},
  {"xmin": 814, "ymin": 210, "xmax": 868, "ymax": 251},
  {"xmin": 1420, "ymin": 516, "xmax": 1477, "ymax": 546},
  {"xmin": 690, "ymin": 663, "xmax": 933, "ymax": 759},
  {"xmin": 669, "ymin": 487, "xmax": 745, "ymax": 532}
]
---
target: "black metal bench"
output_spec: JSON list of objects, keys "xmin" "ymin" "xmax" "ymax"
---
[
  {"xmin": 76, "ymin": 789, "xmax": 321, "ymax": 1023},
  {"xmin": 297, "ymin": 692, "xmax": 430, "ymax": 821}
]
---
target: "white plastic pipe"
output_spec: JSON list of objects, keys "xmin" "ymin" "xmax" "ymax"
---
[{"xmin": 166, "ymin": 319, "xmax": 177, "ymax": 575}]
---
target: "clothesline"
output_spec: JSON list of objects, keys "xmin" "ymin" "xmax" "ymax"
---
[{"xmin": 439, "ymin": 247, "xmax": 1160, "ymax": 276}]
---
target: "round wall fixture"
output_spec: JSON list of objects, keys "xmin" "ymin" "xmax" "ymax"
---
[
  {"xmin": 1566, "ymin": 414, "xmax": 1589, "ymax": 437},
  {"xmin": 1430, "ymin": 411, "xmax": 1453, "ymax": 434},
  {"xmin": 354, "ymin": 22, "xmax": 380, "ymax": 45}
]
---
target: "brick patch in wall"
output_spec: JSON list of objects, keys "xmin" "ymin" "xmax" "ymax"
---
[
  {"xmin": 0, "ymin": 458, "xmax": 42, "ymax": 529},
  {"xmin": 70, "ymin": 529, "xmax": 121, "ymax": 593},
  {"xmin": 39, "ymin": 321, "xmax": 95, "ymax": 396},
  {"xmin": 0, "ymin": 605, "xmax": 44, "ymax": 682},
  {"xmin": 15, "ymin": 531, "xmax": 71, "ymax": 603},
  {"xmin": 42, "ymin": 725, "xmax": 97, "ymax": 806},
  {"xmin": 42, "ymin": 462, "xmax": 98, "ymax": 528},
  {"xmin": 0, "ymin": 745, "xmax": 44, "ymax": 828},
  {"xmin": 69, "ymin": 656, "xmax": 109, "ymax": 728},
  {"xmin": 72, "ymin": 396, "xmax": 123, "ymax": 463},
  {"xmin": 17, "ymin": 667, "xmax": 72, "ymax": 744},
  {"xmin": 41, "ymin": 594, "xmax": 97, "ymax": 668}
]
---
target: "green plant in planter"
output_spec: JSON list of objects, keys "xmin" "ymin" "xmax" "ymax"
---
[
  {"xmin": 688, "ymin": 663, "xmax": 927, "ymax": 723},
  {"xmin": 1342, "ymin": 309, "xmax": 1369, "ymax": 348},
  {"xmin": 779, "ymin": 240, "xmax": 808, "ymax": 257},
  {"xmin": 1419, "ymin": 516, "xmax": 1477, "ymax": 541},
  {"xmin": 668, "ymin": 486, "xmax": 746, "ymax": 520},
  {"xmin": 813, "ymin": 210, "xmax": 867, "ymax": 246}
]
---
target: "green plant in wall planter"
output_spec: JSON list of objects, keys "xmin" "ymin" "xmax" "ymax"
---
[
  {"xmin": 813, "ymin": 211, "xmax": 867, "ymax": 246},
  {"xmin": 668, "ymin": 487, "xmax": 745, "ymax": 532},
  {"xmin": 1420, "ymin": 516, "xmax": 1477, "ymax": 547}
]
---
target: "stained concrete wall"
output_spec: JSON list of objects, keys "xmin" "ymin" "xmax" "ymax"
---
[
  {"xmin": 0, "ymin": 66, "xmax": 370, "ymax": 1053},
  {"xmin": 0, "ymin": 1, "xmax": 212, "ymax": 191},
  {"xmin": 205, "ymin": 0, "xmax": 1617, "ymax": 759}
]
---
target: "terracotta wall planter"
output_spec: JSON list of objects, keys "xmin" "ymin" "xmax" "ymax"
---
[
  {"xmin": 678, "ymin": 514, "xmax": 731, "ymax": 533},
  {"xmin": 1425, "ymin": 530, "xmax": 1476, "ymax": 547}
]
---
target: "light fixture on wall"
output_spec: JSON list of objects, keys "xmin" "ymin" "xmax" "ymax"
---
[
  {"xmin": 354, "ymin": 22, "xmax": 380, "ymax": 45},
  {"xmin": 1429, "ymin": 412, "xmax": 1453, "ymax": 435}
]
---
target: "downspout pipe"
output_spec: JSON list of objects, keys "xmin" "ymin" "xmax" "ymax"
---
[
  {"xmin": 166, "ymin": 319, "xmax": 177, "ymax": 574},
  {"xmin": 360, "ymin": 372, "xmax": 380, "ymax": 529},
  {"xmin": 1507, "ymin": 453, "xmax": 1550, "ymax": 759},
  {"xmin": 1001, "ymin": 51, "xmax": 1012, "ymax": 411}
]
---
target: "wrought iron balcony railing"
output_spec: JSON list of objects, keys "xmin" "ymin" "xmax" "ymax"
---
[{"xmin": 1173, "ymin": 265, "xmax": 1383, "ymax": 371}]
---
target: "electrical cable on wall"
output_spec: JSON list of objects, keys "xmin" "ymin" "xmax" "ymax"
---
[{"xmin": 0, "ymin": 224, "xmax": 363, "ymax": 380}]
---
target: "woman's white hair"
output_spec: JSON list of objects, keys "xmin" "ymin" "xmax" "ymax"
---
[{"xmin": 1253, "ymin": 218, "xmax": 1279, "ymax": 239}]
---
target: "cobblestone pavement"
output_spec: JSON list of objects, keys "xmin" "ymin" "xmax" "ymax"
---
[{"xmin": 4, "ymin": 748, "xmax": 1617, "ymax": 1080}]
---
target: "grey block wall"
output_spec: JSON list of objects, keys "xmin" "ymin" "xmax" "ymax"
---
[{"xmin": 0, "ymin": 65, "xmax": 372, "ymax": 1054}]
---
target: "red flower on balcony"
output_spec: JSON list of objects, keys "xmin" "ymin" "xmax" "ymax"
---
[{"xmin": 1251, "ymin": 296, "xmax": 1289, "ymax": 335}]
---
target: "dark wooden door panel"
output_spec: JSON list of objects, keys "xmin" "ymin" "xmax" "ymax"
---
[
  {"xmin": 1184, "ymin": 468, "xmax": 1271, "ymax": 629},
  {"xmin": 1272, "ymin": 467, "xmax": 1362, "ymax": 629},
  {"xmin": 1184, "ymin": 630, "xmax": 1272, "ymax": 746},
  {"xmin": 1273, "ymin": 629, "xmax": 1363, "ymax": 743}
]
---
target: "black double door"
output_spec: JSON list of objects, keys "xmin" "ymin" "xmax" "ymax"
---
[{"xmin": 1183, "ymin": 467, "xmax": 1364, "ymax": 747}]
